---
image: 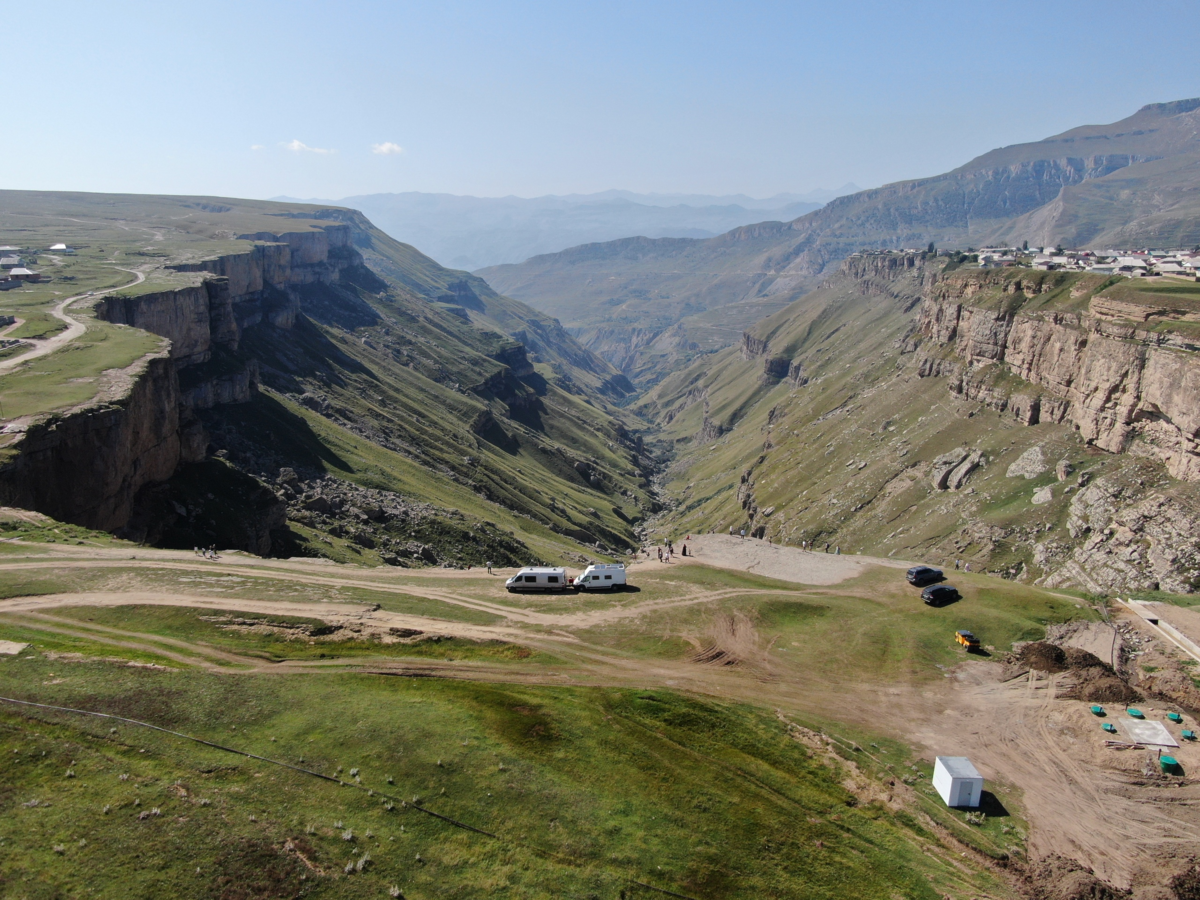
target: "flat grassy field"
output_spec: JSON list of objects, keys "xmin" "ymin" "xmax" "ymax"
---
[{"xmin": 0, "ymin": 320, "xmax": 163, "ymax": 419}]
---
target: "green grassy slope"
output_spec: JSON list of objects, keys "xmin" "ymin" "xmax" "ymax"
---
[
  {"xmin": 0, "ymin": 192, "xmax": 657, "ymax": 563},
  {"xmin": 0, "ymin": 666, "xmax": 1012, "ymax": 900},
  {"xmin": 0, "ymin": 548, "xmax": 1069, "ymax": 898},
  {"xmin": 638, "ymin": 259, "xmax": 1172, "ymax": 580}
]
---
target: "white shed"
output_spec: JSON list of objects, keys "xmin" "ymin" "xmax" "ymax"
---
[{"xmin": 933, "ymin": 756, "xmax": 983, "ymax": 808}]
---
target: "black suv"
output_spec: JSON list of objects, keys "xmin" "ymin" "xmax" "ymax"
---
[
  {"xmin": 921, "ymin": 584, "xmax": 960, "ymax": 606},
  {"xmin": 906, "ymin": 566, "xmax": 943, "ymax": 587}
]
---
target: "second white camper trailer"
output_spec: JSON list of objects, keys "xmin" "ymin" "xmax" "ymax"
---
[{"xmin": 574, "ymin": 563, "xmax": 627, "ymax": 591}]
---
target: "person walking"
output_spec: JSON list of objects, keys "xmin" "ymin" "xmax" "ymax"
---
[
  {"xmin": 487, "ymin": 561, "xmax": 493, "ymax": 575},
  {"xmin": 729, "ymin": 525, "xmax": 733, "ymax": 536},
  {"xmin": 739, "ymin": 528, "xmax": 746, "ymax": 540}
]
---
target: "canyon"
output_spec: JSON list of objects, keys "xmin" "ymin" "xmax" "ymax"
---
[
  {"xmin": 644, "ymin": 252, "xmax": 1200, "ymax": 595},
  {"xmin": 0, "ymin": 194, "xmax": 654, "ymax": 563}
]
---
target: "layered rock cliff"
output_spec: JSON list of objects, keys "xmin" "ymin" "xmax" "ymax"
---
[
  {"xmin": 918, "ymin": 270, "xmax": 1200, "ymax": 480},
  {"xmin": 0, "ymin": 224, "xmax": 359, "ymax": 535}
]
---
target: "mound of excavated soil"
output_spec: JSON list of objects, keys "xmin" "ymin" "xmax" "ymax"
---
[
  {"xmin": 1067, "ymin": 671, "xmax": 1141, "ymax": 705},
  {"xmin": 1025, "ymin": 854, "xmax": 1130, "ymax": 900},
  {"xmin": 1019, "ymin": 642, "xmax": 1069, "ymax": 673},
  {"xmin": 1016, "ymin": 642, "xmax": 1142, "ymax": 703}
]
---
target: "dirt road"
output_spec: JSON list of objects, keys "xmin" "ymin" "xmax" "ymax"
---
[
  {"xmin": 0, "ymin": 266, "xmax": 146, "ymax": 374},
  {"xmin": 1, "ymin": 541, "xmax": 1198, "ymax": 888}
]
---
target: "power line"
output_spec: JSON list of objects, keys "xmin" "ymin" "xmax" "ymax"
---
[{"xmin": 0, "ymin": 695, "xmax": 699, "ymax": 899}]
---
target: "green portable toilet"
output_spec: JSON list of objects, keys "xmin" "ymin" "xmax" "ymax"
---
[
  {"xmin": 1090, "ymin": 705, "xmax": 1105, "ymax": 716},
  {"xmin": 1102, "ymin": 722, "xmax": 1117, "ymax": 733},
  {"xmin": 1183, "ymin": 730, "xmax": 1196, "ymax": 741},
  {"xmin": 1127, "ymin": 708, "xmax": 1144, "ymax": 719},
  {"xmin": 1161, "ymin": 756, "xmax": 1181, "ymax": 774},
  {"xmin": 1168, "ymin": 712, "xmax": 1183, "ymax": 724}
]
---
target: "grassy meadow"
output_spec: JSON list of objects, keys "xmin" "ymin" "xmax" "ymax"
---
[{"xmin": 0, "ymin": 539, "xmax": 1097, "ymax": 897}]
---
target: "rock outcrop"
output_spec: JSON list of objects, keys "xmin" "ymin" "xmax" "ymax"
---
[
  {"xmin": 919, "ymin": 270, "xmax": 1200, "ymax": 481},
  {"xmin": 930, "ymin": 448, "xmax": 984, "ymax": 491},
  {"xmin": 0, "ymin": 350, "xmax": 193, "ymax": 530}
]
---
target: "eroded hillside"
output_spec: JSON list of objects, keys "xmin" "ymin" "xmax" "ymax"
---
[
  {"xmin": 644, "ymin": 253, "xmax": 1200, "ymax": 595},
  {"xmin": 0, "ymin": 192, "xmax": 654, "ymax": 566}
]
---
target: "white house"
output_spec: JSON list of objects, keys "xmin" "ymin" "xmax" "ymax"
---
[{"xmin": 932, "ymin": 756, "xmax": 983, "ymax": 808}]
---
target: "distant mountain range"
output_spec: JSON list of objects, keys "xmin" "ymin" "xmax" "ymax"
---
[
  {"xmin": 270, "ymin": 188, "xmax": 858, "ymax": 270},
  {"xmin": 479, "ymin": 98, "xmax": 1200, "ymax": 383}
]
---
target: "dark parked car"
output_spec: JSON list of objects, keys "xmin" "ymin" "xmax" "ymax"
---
[
  {"xmin": 906, "ymin": 565, "xmax": 943, "ymax": 587},
  {"xmin": 922, "ymin": 584, "xmax": 961, "ymax": 606}
]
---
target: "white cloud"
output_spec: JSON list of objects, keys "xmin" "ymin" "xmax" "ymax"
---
[
  {"xmin": 284, "ymin": 139, "xmax": 335, "ymax": 155},
  {"xmin": 250, "ymin": 144, "xmax": 264, "ymax": 151},
  {"xmin": 371, "ymin": 142, "xmax": 404, "ymax": 156}
]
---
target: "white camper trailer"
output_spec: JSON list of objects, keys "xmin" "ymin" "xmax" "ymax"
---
[
  {"xmin": 505, "ymin": 566, "xmax": 569, "ymax": 593},
  {"xmin": 573, "ymin": 563, "xmax": 627, "ymax": 591},
  {"xmin": 932, "ymin": 756, "xmax": 983, "ymax": 808}
]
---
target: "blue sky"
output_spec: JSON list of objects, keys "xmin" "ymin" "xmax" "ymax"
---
[{"xmin": 3, "ymin": 0, "xmax": 1196, "ymax": 200}]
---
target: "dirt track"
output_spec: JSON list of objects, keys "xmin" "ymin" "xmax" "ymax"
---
[
  {"xmin": 1, "ymin": 541, "xmax": 1198, "ymax": 888},
  {"xmin": 0, "ymin": 267, "xmax": 146, "ymax": 375}
]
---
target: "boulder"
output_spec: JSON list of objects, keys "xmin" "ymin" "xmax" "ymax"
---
[
  {"xmin": 1006, "ymin": 445, "xmax": 1046, "ymax": 479},
  {"xmin": 931, "ymin": 448, "xmax": 970, "ymax": 490}
]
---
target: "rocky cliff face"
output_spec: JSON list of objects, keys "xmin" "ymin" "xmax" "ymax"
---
[
  {"xmin": 0, "ymin": 225, "xmax": 359, "ymax": 535},
  {"xmin": 911, "ymin": 268, "xmax": 1200, "ymax": 592},
  {"xmin": 0, "ymin": 350, "xmax": 197, "ymax": 530},
  {"xmin": 918, "ymin": 270, "xmax": 1200, "ymax": 481}
]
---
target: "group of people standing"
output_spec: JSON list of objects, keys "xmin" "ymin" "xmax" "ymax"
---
[{"xmin": 645, "ymin": 536, "xmax": 691, "ymax": 563}]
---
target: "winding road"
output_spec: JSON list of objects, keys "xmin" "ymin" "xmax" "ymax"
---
[{"xmin": 0, "ymin": 266, "xmax": 146, "ymax": 375}]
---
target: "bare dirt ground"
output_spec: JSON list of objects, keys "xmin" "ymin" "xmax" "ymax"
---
[
  {"xmin": 2, "ymin": 539, "xmax": 1199, "ymax": 891},
  {"xmin": 1047, "ymin": 620, "xmax": 1124, "ymax": 669},
  {"xmin": 882, "ymin": 659, "xmax": 1200, "ymax": 891},
  {"xmin": 676, "ymin": 533, "xmax": 909, "ymax": 584}
]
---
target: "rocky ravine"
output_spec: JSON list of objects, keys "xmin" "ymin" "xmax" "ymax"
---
[{"xmin": 650, "ymin": 252, "xmax": 1200, "ymax": 596}]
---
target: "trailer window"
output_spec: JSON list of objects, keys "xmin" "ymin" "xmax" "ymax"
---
[
  {"xmin": 547, "ymin": 576, "xmax": 559, "ymax": 584},
  {"xmin": 523, "ymin": 576, "xmax": 537, "ymax": 583},
  {"xmin": 604, "ymin": 575, "xmax": 612, "ymax": 580}
]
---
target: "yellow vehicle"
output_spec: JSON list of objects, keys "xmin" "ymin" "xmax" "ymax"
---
[{"xmin": 955, "ymin": 630, "xmax": 980, "ymax": 650}]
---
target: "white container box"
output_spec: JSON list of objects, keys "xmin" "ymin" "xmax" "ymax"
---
[{"xmin": 933, "ymin": 756, "xmax": 983, "ymax": 808}]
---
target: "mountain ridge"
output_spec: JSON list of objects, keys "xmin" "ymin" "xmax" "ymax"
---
[
  {"xmin": 269, "ymin": 190, "xmax": 837, "ymax": 270},
  {"xmin": 480, "ymin": 98, "xmax": 1200, "ymax": 383}
]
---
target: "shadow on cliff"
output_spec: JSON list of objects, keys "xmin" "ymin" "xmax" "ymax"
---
[
  {"xmin": 202, "ymin": 392, "xmax": 355, "ymax": 477},
  {"xmin": 244, "ymin": 315, "xmax": 379, "ymax": 395}
]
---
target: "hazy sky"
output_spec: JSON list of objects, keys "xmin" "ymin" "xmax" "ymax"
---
[{"xmin": 3, "ymin": 0, "xmax": 1196, "ymax": 201}]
